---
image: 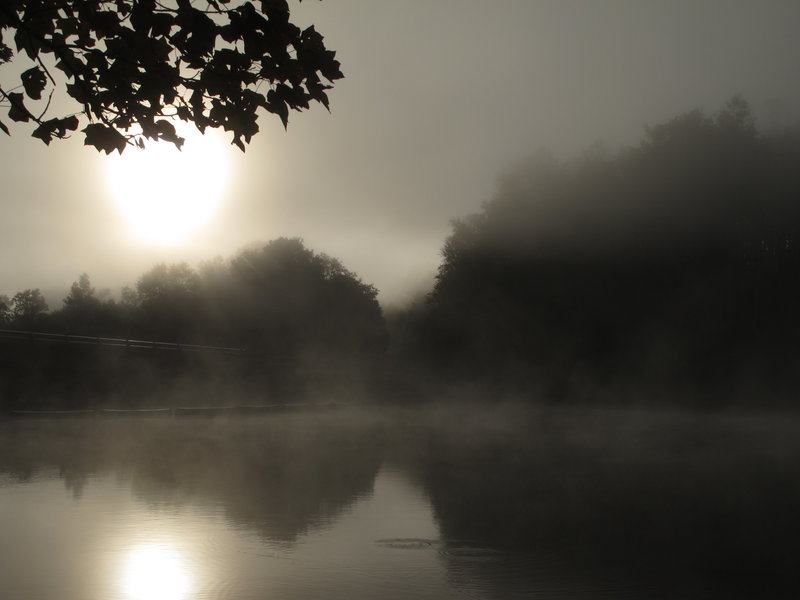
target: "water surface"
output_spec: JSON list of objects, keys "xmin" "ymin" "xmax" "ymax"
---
[{"xmin": 0, "ymin": 407, "xmax": 797, "ymax": 599}]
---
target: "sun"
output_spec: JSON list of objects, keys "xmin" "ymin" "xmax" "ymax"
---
[
  {"xmin": 104, "ymin": 124, "xmax": 230, "ymax": 245},
  {"xmin": 121, "ymin": 543, "xmax": 192, "ymax": 600}
]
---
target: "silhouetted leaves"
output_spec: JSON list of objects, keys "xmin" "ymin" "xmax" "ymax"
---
[
  {"xmin": 20, "ymin": 67, "xmax": 46, "ymax": 100},
  {"xmin": 31, "ymin": 115, "xmax": 79, "ymax": 145},
  {"xmin": 0, "ymin": 1, "xmax": 343, "ymax": 151},
  {"xmin": 82, "ymin": 123, "xmax": 127, "ymax": 154},
  {"xmin": 153, "ymin": 119, "xmax": 185, "ymax": 148},
  {"xmin": 6, "ymin": 91, "xmax": 30, "ymax": 122},
  {"xmin": 0, "ymin": 43, "xmax": 12, "ymax": 64}
]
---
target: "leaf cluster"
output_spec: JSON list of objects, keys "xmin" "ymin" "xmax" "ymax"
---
[{"xmin": 0, "ymin": 1, "xmax": 342, "ymax": 152}]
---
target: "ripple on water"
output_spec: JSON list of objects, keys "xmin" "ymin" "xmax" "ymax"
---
[
  {"xmin": 438, "ymin": 544, "xmax": 502, "ymax": 561},
  {"xmin": 200, "ymin": 577, "xmax": 240, "ymax": 600},
  {"xmin": 375, "ymin": 538, "xmax": 438, "ymax": 550},
  {"xmin": 189, "ymin": 531, "xmax": 240, "ymax": 600}
]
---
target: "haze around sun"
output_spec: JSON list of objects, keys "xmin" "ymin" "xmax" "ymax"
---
[
  {"xmin": 104, "ymin": 125, "xmax": 230, "ymax": 246},
  {"xmin": 2, "ymin": 0, "xmax": 800, "ymax": 306}
]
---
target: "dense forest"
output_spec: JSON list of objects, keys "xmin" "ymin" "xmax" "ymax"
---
[
  {"xmin": 0, "ymin": 238, "xmax": 386, "ymax": 408},
  {"xmin": 397, "ymin": 98, "xmax": 800, "ymax": 405},
  {"xmin": 3, "ymin": 99, "xmax": 800, "ymax": 409}
]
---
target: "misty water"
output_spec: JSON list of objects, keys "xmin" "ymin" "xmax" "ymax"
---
[{"xmin": 0, "ymin": 406, "xmax": 797, "ymax": 600}]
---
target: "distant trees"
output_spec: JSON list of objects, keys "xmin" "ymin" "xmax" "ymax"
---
[
  {"xmin": 0, "ymin": 294, "xmax": 10, "ymax": 326},
  {"xmin": 0, "ymin": 238, "xmax": 385, "ymax": 355},
  {"xmin": 56, "ymin": 273, "xmax": 118, "ymax": 335},
  {"xmin": 408, "ymin": 98, "xmax": 800, "ymax": 402},
  {"xmin": 63, "ymin": 273, "xmax": 99, "ymax": 312},
  {"xmin": 0, "ymin": 238, "xmax": 387, "ymax": 407},
  {"xmin": 130, "ymin": 262, "xmax": 201, "ymax": 341},
  {"xmin": 10, "ymin": 97, "xmax": 800, "ymax": 407},
  {"xmin": 9, "ymin": 288, "xmax": 48, "ymax": 329},
  {"xmin": 83, "ymin": 238, "xmax": 387, "ymax": 363},
  {"xmin": 225, "ymin": 238, "xmax": 385, "ymax": 360}
]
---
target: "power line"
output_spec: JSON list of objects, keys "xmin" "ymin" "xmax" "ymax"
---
[{"xmin": 0, "ymin": 328, "xmax": 245, "ymax": 354}]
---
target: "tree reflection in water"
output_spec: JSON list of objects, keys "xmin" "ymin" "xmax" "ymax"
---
[
  {"xmin": 0, "ymin": 412, "xmax": 385, "ymax": 543},
  {"xmin": 387, "ymin": 405, "xmax": 800, "ymax": 600},
  {"xmin": 1, "ymin": 407, "xmax": 799, "ymax": 600}
]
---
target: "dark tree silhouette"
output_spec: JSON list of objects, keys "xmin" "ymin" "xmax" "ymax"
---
[
  {"xmin": 410, "ymin": 98, "xmax": 800, "ymax": 404},
  {"xmin": 0, "ymin": 238, "xmax": 387, "ymax": 408},
  {"xmin": 131, "ymin": 262, "xmax": 201, "ymax": 340},
  {"xmin": 0, "ymin": 0, "xmax": 343, "ymax": 152},
  {"xmin": 0, "ymin": 294, "xmax": 10, "ymax": 326},
  {"xmin": 225, "ymin": 238, "xmax": 386, "ymax": 364},
  {"xmin": 51, "ymin": 273, "xmax": 121, "ymax": 336},
  {"xmin": 63, "ymin": 273, "xmax": 99, "ymax": 311},
  {"xmin": 10, "ymin": 288, "xmax": 48, "ymax": 329}
]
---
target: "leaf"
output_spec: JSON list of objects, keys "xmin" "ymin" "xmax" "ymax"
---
[
  {"xmin": 82, "ymin": 123, "xmax": 127, "ymax": 154},
  {"xmin": 320, "ymin": 50, "xmax": 343, "ymax": 82},
  {"xmin": 115, "ymin": 0, "xmax": 132, "ymax": 16},
  {"xmin": 139, "ymin": 118, "xmax": 159, "ymax": 140},
  {"xmin": 31, "ymin": 115, "xmax": 80, "ymax": 145},
  {"xmin": 14, "ymin": 28, "xmax": 39, "ymax": 60},
  {"xmin": 7, "ymin": 92, "xmax": 30, "ymax": 122},
  {"xmin": 176, "ymin": 6, "xmax": 218, "ymax": 58},
  {"xmin": 0, "ymin": 118, "xmax": 9, "ymax": 136},
  {"xmin": 266, "ymin": 89, "xmax": 289, "ymax": 128},
  {"xmin": 151, "ymin": 13, "xmax": 174, "ymax": 37},
  {"xmin": 59, "ymin": 115, "xmax": 80, "ymax": 132},
  {"xmin": 66, "ymin": 82, "xmax": 91, "ymax": 104},
  {"xmin": 21, "ymin": 67, "xmax": 47, "ymax": 100},
  {"xmin": 0, "ymin": 43, "xmax": 12, "ymax": 64},
  {"xmin": 55, "ymin": 17, "xmax": 81, "ymax": 37},
  {"xmin": 91, "ymin": 11, "xmax": 121, "ymax": 38},
  {"xmin": 32, "ymin": 122, "xmax": 54, "ymax": 145},
  {"xmin": 130, "ymin": 1, "xmax": 155, "ymax": 34},
  {"xmin": 85, "ymin": 49, "xmax": 107, "ymax": 71},
  {"xmin": 154, "ymin": 119, "xmax": 185, "ymax": 149},
  {"xmin": 261, "ymin": 0, "xmax": 290, "ymax": 24}
]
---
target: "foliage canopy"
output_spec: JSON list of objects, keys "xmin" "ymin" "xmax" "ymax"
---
[
  {"xmin": 0, "ymin": 0, "xmax": 342, "ymax": 153},
  {"xmin": 413, "ymin": 98, "xmax": 800, "ymax": 400}
]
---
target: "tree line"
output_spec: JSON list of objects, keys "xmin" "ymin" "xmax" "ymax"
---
[
  {"xmin": 395, "ymin": 98, "xmax": 800, "ymax": 405},
  {"xmin": 0, "ymin": 238, "xmax": 386, "ymax": 408},
  {"xmin": 4, "ymin": 98, "xmax": 800, "ymax": 408}
]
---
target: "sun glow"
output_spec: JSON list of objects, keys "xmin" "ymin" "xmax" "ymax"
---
[
  {"xmin": 121, "ymin": 543, "xmax": 192, "ymax": 600},
  {"xmin": 105, "ymin": 124, "xmax": 230, "ymax": 245}
]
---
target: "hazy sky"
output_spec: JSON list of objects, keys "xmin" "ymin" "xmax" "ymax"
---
[{"xmin": 2, "ymin": 0, "xmax": 800, "ymax": 307}]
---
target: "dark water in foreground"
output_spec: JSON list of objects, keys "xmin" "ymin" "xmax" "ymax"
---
[{"xmin": 0, "ymin": 406, "xmax": 798, "ymax": 600}]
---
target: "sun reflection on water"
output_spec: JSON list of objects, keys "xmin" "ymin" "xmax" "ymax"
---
[{"xmin": 121, "ymin": 543, "xmax": 191, "ymax": 600}]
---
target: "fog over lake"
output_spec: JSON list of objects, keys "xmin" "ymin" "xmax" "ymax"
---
[
  {"xmin": 1, "ymin": 407, "xmax": 798, "ymax": 600},
  {"xmin": 2, "ymin": 2, "xmax": 800, "ymax": 599}
]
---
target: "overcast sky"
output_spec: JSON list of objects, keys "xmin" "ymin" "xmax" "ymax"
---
[{"xmin": 2, "ymin": 0, "xmax": 800, "ymax": 308}]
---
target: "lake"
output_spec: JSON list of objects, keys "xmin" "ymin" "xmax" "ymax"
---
[{"xmin": 0, "ymin": 405, "xmax": 797, "ymax": 599}]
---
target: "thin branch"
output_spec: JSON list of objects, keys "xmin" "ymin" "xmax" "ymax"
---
[
  {"xmin": 36, "ymin": 90, "xmax": 54, "ymax": 120},
  {"xmin": 0, "ymin": 4, "xmax": 103, "ymax": 124},
  {"xmin": 35, "ymin": 55, "xmax": 57, "ymax": 86}
]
